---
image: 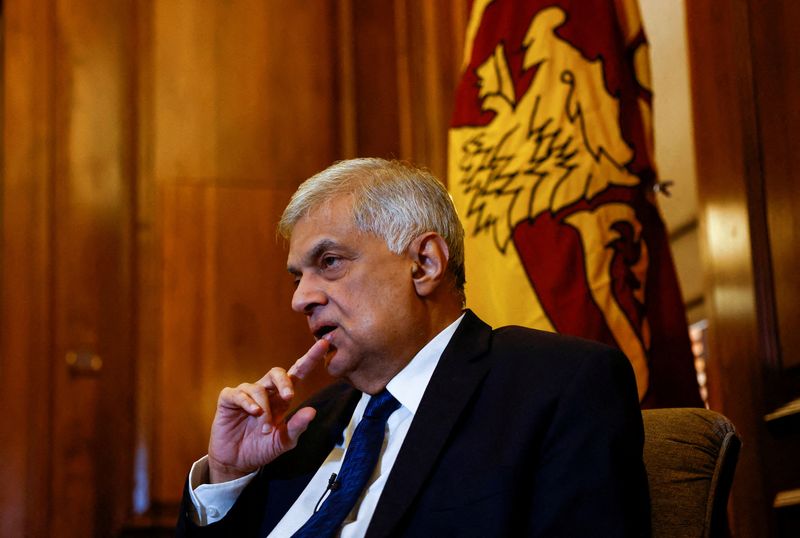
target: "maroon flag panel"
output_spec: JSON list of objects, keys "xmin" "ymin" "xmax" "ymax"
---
[{"xmin": 449, "ymin": 0, "xmax": 702, "ymax": 407}]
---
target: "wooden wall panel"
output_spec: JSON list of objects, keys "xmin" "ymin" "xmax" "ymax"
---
[
  {"xmin": 145, "ymin": 0, "xmax": 341, "ymax": 514},
  {"xmin": 395, "ymin": 0, "xmax": 468, "ymax": 180},
  {"xmin": 341, "ymin": 0, "xmax": 469, "ymax": 180},
  {"xmin": 745, "ymin": 3, "xmax": 800, "ymax": 535},
  {"xmin": 351, "ymin": 1, "xmax": 402, "ymax": 159},
  {"xmin": 152, "ymin": 0, "xmax": 218, "ymax": 182},
  {"xmin": 2, "ymin": 0, "xmax": 137, "ymax": 536},
  {"xmin": 49, "ymin": 0, "xmax": 137, "ymax": 535},
  {"xmin": 1, "ymin": 1, "xmax": 55, "ymax": 536},
  {"xmin": 156, "ymin": 183, "xmax": 217, "ymax": 504},
  {"xmin": 687, "ymin": 1, "xmax": 800, "ymax": 536},
  {"xmin": 686, "ymin": 2, "xmax": 770, "ymax": 535},
  {"xmin": 748, "ymin": 1, "xmax": 800, "ymax": 373},
  {"xmin": 132, "ymin": 0, "xmax": 159, "ymax": 523},
  {"xmin": 215, "ymin": 0, "xmax": 338, "ymax": 186}
]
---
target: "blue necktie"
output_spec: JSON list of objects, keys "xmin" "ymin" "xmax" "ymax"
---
[{"xmin": 292, "ymin": 389, "xmax": 401, "ymax": 538}]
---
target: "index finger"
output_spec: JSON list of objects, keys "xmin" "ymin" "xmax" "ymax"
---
[{"xmin": 287, "ymin": 338, "xmax": 329, "ymax": 380}]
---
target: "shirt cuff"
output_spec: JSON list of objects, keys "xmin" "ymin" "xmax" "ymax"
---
[{"xmin": 188, "ymin": 455, "xmax": 258, "ymax": 525}]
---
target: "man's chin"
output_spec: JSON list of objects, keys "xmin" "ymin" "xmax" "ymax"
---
[{"xmin": 324, "ymin": 349, "xmax": 354, "ymax": 379}]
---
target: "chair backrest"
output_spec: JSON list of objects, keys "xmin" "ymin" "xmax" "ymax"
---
[{"xmin": 642, "ymin": 408, "xmax": 741, "ymax": 538}]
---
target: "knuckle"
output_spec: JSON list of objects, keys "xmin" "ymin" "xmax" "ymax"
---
[
  {"xmin": 218, "ymin": 386, "xmax": 235, "ymax": 401},
  {"xmin": 268, "ymin": 367, "xmax": 287, "ymax": 377},
  {"xmin": 241, "ymin": 382, "xmax": 261, "ymax": 394}
]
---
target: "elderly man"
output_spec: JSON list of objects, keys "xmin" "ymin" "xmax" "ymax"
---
[{"xmin": 177, "ymin": 158, "xmax": 649, "ymax": 537}]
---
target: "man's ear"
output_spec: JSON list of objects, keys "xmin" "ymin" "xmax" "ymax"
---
[{"xmin": 408, "ymin": 232, "xmax": 450, "ymax": 297}]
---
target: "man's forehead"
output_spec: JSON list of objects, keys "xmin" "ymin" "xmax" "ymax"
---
[{"xmin": 289, "ymin": 199, "xmax": 339, "ymax": 235}]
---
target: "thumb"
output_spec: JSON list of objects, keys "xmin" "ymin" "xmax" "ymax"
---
[{"xmin": 283, "ymin": 406, "xmax": 317, "ymax": 448}]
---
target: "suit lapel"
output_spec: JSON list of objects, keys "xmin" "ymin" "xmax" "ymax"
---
[{"xmin": 366, "ymin": 310, "xmax": 493, "ymax": 537}]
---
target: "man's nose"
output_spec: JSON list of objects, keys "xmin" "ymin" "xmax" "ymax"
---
[{"xmin": 291, "ymin": 276, "xmax": 327, "ymax": 314}]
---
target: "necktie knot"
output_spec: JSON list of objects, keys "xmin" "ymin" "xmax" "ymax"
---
[{"xmin": 363, "ymin": 388, "xmax": 400, "ymax": 420}]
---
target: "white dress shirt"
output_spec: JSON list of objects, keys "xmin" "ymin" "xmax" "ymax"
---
[{"xmin": 189, "ymin": 313, "xmax": 464, "ymax": 536}]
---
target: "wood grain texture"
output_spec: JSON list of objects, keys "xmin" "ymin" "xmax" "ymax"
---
[
  {"xmin": 146, "ymin": 0, "xmax": 341, "ymax": 512},
  {"xmin": 1, "ymin": 1, "xmax": 55, "ymax": 536},
  {"xmin": 48, "ymin": 0, "xmax": 137, "ymax": 535},
  {"xmin": 2, "ymin": 0, "xmax": 138, "ymax": 536},
  {"xmin": 687, "ymin": 1, "xmax": 800, "ymax": 536},
  {"xmin": 2, "ymin": 1, "xmax": 472, "ymax": 534},
  {"xmin": 341, "ymin": 0, "xmax": 468, "ymax": 180},
  {"xmin": 747, "ymin": 1, "xmax": 800, "ymax": 373},
  {"xmin": 687, "ymin": 2, "xmax": 769, "ymax": 535}
]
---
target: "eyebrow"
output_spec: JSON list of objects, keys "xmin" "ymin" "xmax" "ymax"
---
[{"xmin": 287, "ymin": 238, "xmax": 339, "ymax": 275}]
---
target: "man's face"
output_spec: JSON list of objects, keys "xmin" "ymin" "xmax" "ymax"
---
[{"xmin": 286, "ymin": 195, "xmax": 423, "ymax": 392}]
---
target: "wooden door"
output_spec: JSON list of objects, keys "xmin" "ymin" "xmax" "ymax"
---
[{"xmin": 2, "ymin": 0, "xmax": 137, "ymax": 536}]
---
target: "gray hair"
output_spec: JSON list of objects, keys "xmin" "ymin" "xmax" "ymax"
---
[{"xmin": 279, "ymin": 158, "xmax": 465, "ymax": 300}]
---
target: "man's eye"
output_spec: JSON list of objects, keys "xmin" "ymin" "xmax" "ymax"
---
[{"xmin": 321, "ymin": 255, "xmax": 340, "ymax": 269}]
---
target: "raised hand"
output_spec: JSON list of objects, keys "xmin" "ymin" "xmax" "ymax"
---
[{"xmin": 207, "ymin": 338, "xmax": 329, "ymax": 483}]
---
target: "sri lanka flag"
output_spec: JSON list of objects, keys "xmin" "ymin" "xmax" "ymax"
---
[{"xmin": 448, "ymin": 0, "xmax": 702, "ymax": 407}]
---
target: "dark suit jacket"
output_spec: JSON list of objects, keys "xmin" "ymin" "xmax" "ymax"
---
[{"xmin": 177, "ymin": 310, "xmax": 650, "ymax": 537}]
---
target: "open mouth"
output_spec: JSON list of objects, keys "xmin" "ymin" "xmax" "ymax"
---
[{"xmin": 313, "ymin": 325, "xmax": 337, "ymax": 341}]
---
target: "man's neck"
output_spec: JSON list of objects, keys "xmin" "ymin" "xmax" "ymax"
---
[{"xmin": 348, "ymin": 305, "xmax": 463, "ymax": 395}]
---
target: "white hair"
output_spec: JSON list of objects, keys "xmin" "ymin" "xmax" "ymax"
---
[{"xmin": 279, "ymin": 158, "xmax": 465, "ymax": 300}]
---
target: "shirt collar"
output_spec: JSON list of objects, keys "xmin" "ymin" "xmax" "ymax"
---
[{"xmin": 384, "ymin": 313, "xmax": 465, "ymax": 415}]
